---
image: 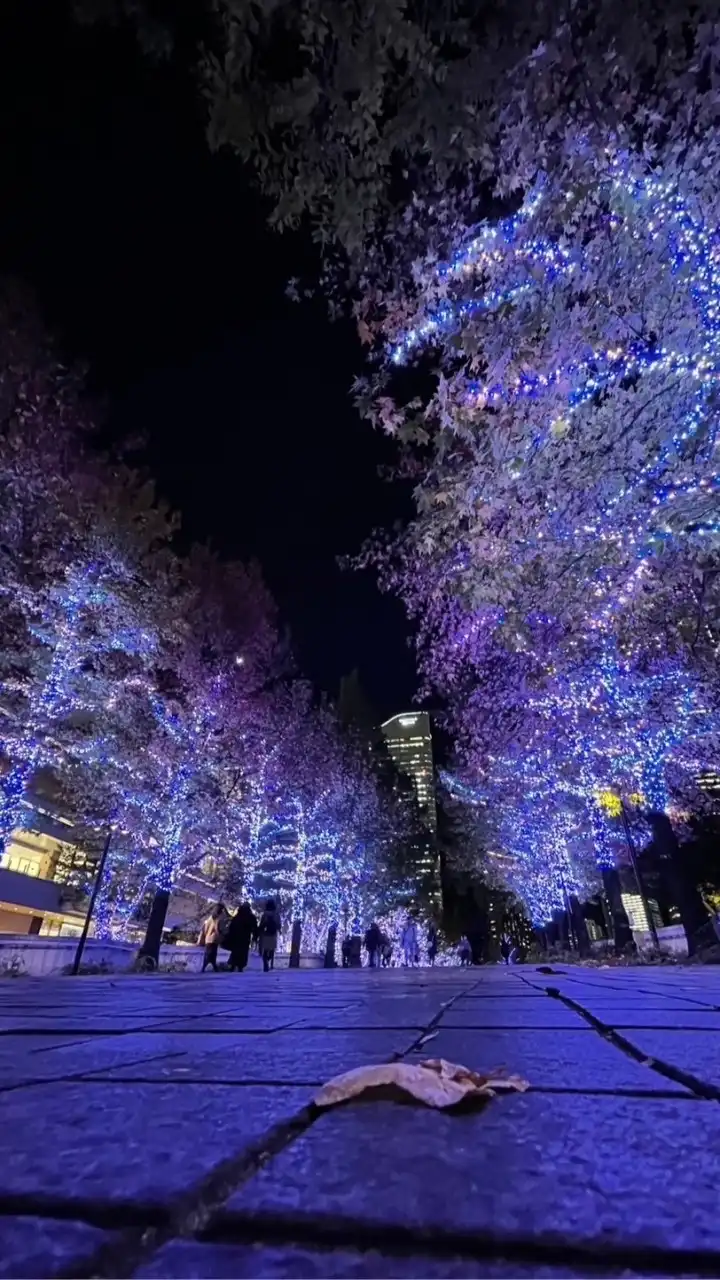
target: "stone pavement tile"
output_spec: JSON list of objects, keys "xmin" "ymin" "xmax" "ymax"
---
[
  {"xmin": 82, "ymin": 1030, "xmax": 416, "ymax": 1084},
  {"xmin": 296, "ymin": 1006, "xmax": 451, "ymax": 1030},
  {"xmin": 0, "ymin": 1214, "xmax": 112, "ymax": 1279},
  {"xmin": 457, "ymin": 990, "xmax": 558, "ymax": 999},
  {"xmin": 0, "ymin": 1016, "xmax": 175, "ymax": 1033},
  {"xmin": 0, "ymin": 1081, "xmax": 308, "ymax": 1207},
  {"xmin": 440, "ymin": 1003, "xmax": 587, "ymax": 1028},
  {"xmin": 69, "ymin": 1031, "xmax": 265, "ymax": 1063},
  {"xmin": 618, "ymin": 1030, "xmax": 720, "ymax": 1087},
  {"xmin": 0, "ymin": 1032, "xmax": 102, "ymax": 1053},
  {"xmin": 222, "ymin": 1092, "xmax": 720, "ymax": 1254},
  {"xmin": 0, "ymin": 1031, "xmax": 208, "ymax": 1087},
  {"xmin": 425, "ymin": 1027, "xmax": 691, "ymax": 1091},
  {"xmin": 132, "ymin": 1240, "xmax": 626, "ymax": 1278},
  {"xmin": 549, "ymin": 992, "xmax": 707, "ymax": 1007},
  {"xmin": 571, "ymin": 986, "xmax": 719, "ymax": 1005},
  {"xmin": 158, "ymin": 1017, "xmax": 306, "ymax": 1033},
  {"xmin": 586, "ymin": 1009, "xmax": 720, "ymax": 1029}
]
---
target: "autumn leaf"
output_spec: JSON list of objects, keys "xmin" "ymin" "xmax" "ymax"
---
[{"xmin": 314, "ymin": 1058, "xmax": 529, "ymax": 1111}]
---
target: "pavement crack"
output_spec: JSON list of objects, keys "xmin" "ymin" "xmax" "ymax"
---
[
  {"xmin": 546, "ymin": 987, "xmax": 720, "ymax": 1101},
  {"xmin": 399, "ymin": 976, "xmax": 484, "ymax": 1059},
  {"xmin": 78, "ymin": 1101, "xmax": 322, "ymax": 1279}
]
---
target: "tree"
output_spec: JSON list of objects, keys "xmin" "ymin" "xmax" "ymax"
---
[
  {"xmin": 200, "ymin": 1, "xmax": 720, "ymax": 270},
  {"xmin": 118, "ymin": 554, "xmax": 288, "ymax": 962},
  {"xmin": 0, "ymin": 281, "xmax": 182, "ymax": 840},
  {"xmin": 345, "ymin": 143, "xmax": 720, "ymax": 945},
  {"xmin": 75, "ymin": 0, "xmax": 720, "ymax": 942}
]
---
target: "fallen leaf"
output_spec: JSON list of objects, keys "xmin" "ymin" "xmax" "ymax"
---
[{"xmin": 314, "ymin": 1058, "xmax": 529, "ymax": 1111}]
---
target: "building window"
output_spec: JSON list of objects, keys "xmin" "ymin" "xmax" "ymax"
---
[{"xmin": 2, "ymin": 854, "xmax": 40, "ymax": 876}]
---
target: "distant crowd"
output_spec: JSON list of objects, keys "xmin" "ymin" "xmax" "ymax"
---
[
  {"xmin": 359, "ymin": 919, "xmax": 526, "ymax": 968},
  {"xmin": 195, "ymin": 901, "xmax": 526, "ymax": 973}
]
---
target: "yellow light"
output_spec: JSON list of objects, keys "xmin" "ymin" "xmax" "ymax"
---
[
  {"xmin": 596, "ymin": 790, "xmax": 622, "ymax": 817},
  {"xmin": 550, "ymin": 416, "xmax": 570, "ymax": 439}
]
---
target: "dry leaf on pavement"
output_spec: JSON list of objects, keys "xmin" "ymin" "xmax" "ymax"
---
[{"xmin": 314, "ymin": 1057, "xmax": 529, "ymax": 1111}]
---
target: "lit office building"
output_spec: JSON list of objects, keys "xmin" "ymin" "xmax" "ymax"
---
[{"xmin": 380, "ymin": 711, "xmax": 437, "ymax": 831}]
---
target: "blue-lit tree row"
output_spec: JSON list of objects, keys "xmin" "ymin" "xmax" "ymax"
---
[
  {"xmin": 360, "ymin": 153, "xmax": 720, "ymax": 931},
  {"xmin": 0, "ymin": 293, "xmax": 405, "ymax": 952}
]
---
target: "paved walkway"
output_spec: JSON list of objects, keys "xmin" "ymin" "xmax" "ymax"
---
[{"xmin": 1, "ymin": 964, "xmax": 720, "ymax": 1277}]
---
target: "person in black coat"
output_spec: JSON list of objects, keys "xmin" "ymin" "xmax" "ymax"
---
[
  {"xmin": 226, "ymin": 901, "xmax": 258, "ymax": 972},
  {"xmin": 364, "ymin": 921, "xmax": 382, "ymax": 968}
]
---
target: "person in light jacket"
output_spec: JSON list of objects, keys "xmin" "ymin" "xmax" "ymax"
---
[
  {"xmin": 401, "ymin": 917, "xmax": 419, "ymax": 967},
  {"xmin": 198, "ymin": 903, "xmax": 227, "ymax": 973}
]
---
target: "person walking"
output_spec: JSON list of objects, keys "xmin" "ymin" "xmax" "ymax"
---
[
  {"xmin": 458, "ymin": 935, "xmax": 472, "ymax": 967},
  {"xmin": 500, "ymin": 932, "xmax": 512, "ymax": 964},
  {"xmin": 427, "ymin": 922, "xmax": 438, "ymax": 966},
  {"xmin": 258, "ymin": 898, "xmax": 281, "ymax": 972},
  {"xmin": 380, "ymin": 932, "xmax": 392, "ymax": 967},
  {"xmin": 198, "ymin": 903, "xmax": 227, "ymax": 973},
  {"xmin": 364, "ymin": 920, "xmax": 382, "ymax": 968},
  {"xmin": 401, "ymin": 916, "xmax": 419, "ymax": 967},
  {"xmin": 226, "ymin": 900, "xmax": 258, "ymax": 972}
]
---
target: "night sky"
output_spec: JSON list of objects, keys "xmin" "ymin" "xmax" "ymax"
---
[{"xmin": 0, "ymin": 1, "xmax": 417, "ymax": 718}]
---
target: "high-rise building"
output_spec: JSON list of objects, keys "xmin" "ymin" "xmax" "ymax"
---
[{"xmin": 380, "ymin": 711, "xmax": 437, "ymax": 831}]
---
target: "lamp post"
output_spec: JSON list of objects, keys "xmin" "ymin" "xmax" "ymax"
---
[{"xmin": 71, "ymin": 827, "xmax": 112, "ymax": 976}]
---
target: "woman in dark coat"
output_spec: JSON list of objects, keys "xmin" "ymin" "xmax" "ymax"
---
[{"xmin": 226, "ymin": 901, "xmax": 258, "ymax": 972}]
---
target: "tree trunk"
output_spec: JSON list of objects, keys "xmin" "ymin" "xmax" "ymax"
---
[
  {"xmin": 324, "ymin": 923, "xmax": 337, "ymax": 969},
  {"xmin": 598, "ymin": 892, "xmax": 613, "ymax": 940},
  {"xmin": 138, "ymin": 889, "xmax": 170, "ymax": 966},
  {"xmin": 648, "ymin": 812, "xmax": 706, "ymax": 955},
  {"xmin": 569, "ymin": 896, "xmax": 591, "ymax": 957},
  {"xmin": 289, "ymin": 918, "xmax": 302, "ymax": 968},
  {"xmin": 552, "ymin": 908, "xmax": 571, "ymax": 950},
  {"xmin": 601, "ymin": 867, "xmax": 634, "ymax": 952}
]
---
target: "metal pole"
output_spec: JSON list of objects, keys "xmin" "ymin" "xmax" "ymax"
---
[
  {"xmin": 620, "ymin": 801, "xmax": 660, "ymax": 952},
  {"xmin": 559, "ymin": 872, "xmax": 577, "ymax": 951},
  {"xmin": 71, "ymin": 828, "xmax": 112, "ymax": 976}
]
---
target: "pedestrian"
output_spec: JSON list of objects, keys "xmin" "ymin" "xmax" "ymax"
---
[
  {"xmin": 427, "ymin": 922, "xmax": 438, "ymax": 967},
  {"xmin": 401, "ymin": 917, "xmax": 419, "ymax": 967},
  {"xmin": 364, "ymin": 920, "xmax": 382, "ymax": 968},
  {"xmin": 380, "ymin": 933, "xmax": 392, "ymax": 967},
  {"xmin": 500, "ymin": 932, "xmax": 512, "ymax": 964},
  {"xmin": 226, "ymin": 900, "xmax": 258, "ymax": 972},
  {"xmin": 258, "ymin": 898, "xmax": 281, "ymax": 972},
  {"xmin": 458, "ymin": 935, "xmax": 472, "ymax": 967},
  {"xmin": 198, "ymin": 903, "xmax": 227, "ymax": 973},
  {"xmin": 341, "ymin": 936, "xmax": 352, "ymax": 968}
]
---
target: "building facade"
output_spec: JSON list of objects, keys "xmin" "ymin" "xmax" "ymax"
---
[
  {"xmin": 0, "ymin": 805, "xmax": 91, "ymax": 936},
  {"xmin": 380, "ymin": 711, "xmax": 440, "ymax": 903},
  {"xmin": 380, "ymin": 711, "xmax": 437, "ymax": 831}
]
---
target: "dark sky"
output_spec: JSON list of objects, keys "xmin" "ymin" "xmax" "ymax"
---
[{"xmin": 0, "ymin": 1, "xmax": 417, "ymax": 718}]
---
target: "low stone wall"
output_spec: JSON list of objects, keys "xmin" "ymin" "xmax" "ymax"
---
[{"xmin": 0, "ymin": 935, "xmax": 324, "ymax": 977}]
